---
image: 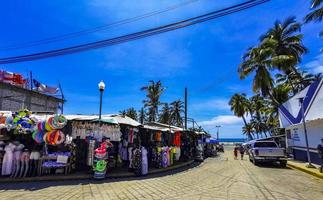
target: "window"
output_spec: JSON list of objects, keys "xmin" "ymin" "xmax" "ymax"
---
[{"xmin": 254, "ymin": 142, "xmax": 277, "ymax": 148}]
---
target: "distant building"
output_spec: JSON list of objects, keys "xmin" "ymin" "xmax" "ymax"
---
[
  {"xmin": 279, "ymin": 79, "xmax": 323, "ymax": 164},
  {"xmin": 0, "ymin": 82, "xmax": 64, "ymax": 113}
]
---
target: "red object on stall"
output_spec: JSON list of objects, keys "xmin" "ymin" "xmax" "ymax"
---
[{"xmin": 173, "ymin": 131, "xmax": 181, "ymax": 147}]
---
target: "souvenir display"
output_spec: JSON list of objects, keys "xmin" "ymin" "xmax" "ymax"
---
[
  {"xmin": 93, "ymin": 140, "xmax": 113, "ymax": 179},
  {"xmin": 71, "ymin": 121, "xmax": 121, "ymax": 141}
]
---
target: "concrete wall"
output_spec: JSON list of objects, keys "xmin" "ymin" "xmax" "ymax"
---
[
  {"xmin": 286, "ymin": 119, "xmax": 323, "ymax": 165},
  {"xmin": 0, "ymin": 82, "xmax": 63, "ymax": 113}
]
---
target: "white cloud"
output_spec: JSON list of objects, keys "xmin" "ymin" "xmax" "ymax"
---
[
  {"xmin": 199, "ymin": 115, "xmax": 243, "ymax": 126},
  {"xmin": 191, "ymin": 98, "xmax": 230, "ymax": 111},
  {"xmin": 305, "ymin": 54, "xmax": 323, "ymax": 74}
]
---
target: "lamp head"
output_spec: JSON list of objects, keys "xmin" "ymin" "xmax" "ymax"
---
[{"xmin": 98, "ymin": 80, "xmax": 105, "ymax": 91}]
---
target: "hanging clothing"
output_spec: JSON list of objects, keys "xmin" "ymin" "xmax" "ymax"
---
[
  {"xmin": 166, "ymin": 147, "xmax": 171, "ymax": 166},
  {"xmin": 162, "ymin": 148, "xmax": 168, "ymax": 168},
  {"xmin": 1, "ymin": 143, "xmax": 15, "ymax": 175},
  {"xmin": 173, "ymin": 132, "xmax": 181, "ymax": 147},
  {"xmin": 128, "ymin": 128, "xmax": 134, "ymax": 144},
  {"xmin": 132, "ymin": 148, "xmax": 142, "ymax": 176},
  {"xmin": 170, "ymin": 147, "xmax": 176, "ymax": 165},
  {"xmin": 141, "ymin": 147, "xmax": 148, "ymax": 175},
  {"xmin": 175, "ymin": 147, "xmax": 181, "ymax": 161},
  {"xmin": 128, "ymin": 147, "xmax": 133, "ymax": 168},
  {"xmin": 11, "ymin": 144, "xmax": 24, "ymax": 178},
  {"xmin": 155, "ymin": 132, "xmax": 162, "ymax": 142}
]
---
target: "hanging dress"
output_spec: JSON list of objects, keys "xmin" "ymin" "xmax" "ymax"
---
[
  {"xmin": 132, "ymin": 148, "xmax": 142, "ymax": 176},
  {"xmin": 1, "ymin": 143, "xmax": 16, "ymax": 175},
  {"xmin": 175, "ymin": 147, "xmax": 181, "ymax": 161},
  {"xmin": 162, "ymin": 147, "xmax": 168, "ymax": 168},
  {"xmin": 166, "ymin": 147, "xmax": 171, "ymax": 166},
  {"xmin": 128, "ymin": 147, "xmax": 133, "ymax": 168},
  {"xmin": 141, "ymin": 147, "xmax": 148, "ymax": 175}
]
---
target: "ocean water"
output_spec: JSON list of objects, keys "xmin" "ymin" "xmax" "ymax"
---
[{"xmin": 217, "ymin": 138, "xmax": 246, "ymax": 143}]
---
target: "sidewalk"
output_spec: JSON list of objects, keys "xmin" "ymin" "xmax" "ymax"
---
[
  {"xmin": 0, "ymin": 160, "xmax": 195, "ymax": 183},
  {"xmin": 287, "ymin": 160, "xmax": 323, "ymax": 179}
]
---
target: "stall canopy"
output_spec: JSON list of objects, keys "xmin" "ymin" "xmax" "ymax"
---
[
  {"xmin": 206, "ymin": 138, "xmax": 218, "ymax": 144},
  {"xmin": 64, "ymin": 114, "xmax": 141, "ymax": 126},
  {"xmin": 278, "ymin": 79, "xmax": 323, "ymax": 128},
  {"xmin": 143, "ymin": 122, "xmax": 183, "ymax": 132},
  {"xmin": 104, "ymin": 114, "xmax": 141, "ymax": 127}
]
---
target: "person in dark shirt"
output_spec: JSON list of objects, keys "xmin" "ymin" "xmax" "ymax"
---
[
  {"xmin": 318, "ymin": 139, "xmax": 323, "ymax": 173},
  {"xmin": 239, "ymin": 145, "xmax": 245, "ymax": 160}
]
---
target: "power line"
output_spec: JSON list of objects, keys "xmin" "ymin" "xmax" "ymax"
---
[
  {"xmin": 0, "ymin": 0, "xmax": 199, "ymax": 51},
  {"xmin": 0, "ymin": 0, "xmax": 270, "ymax": 64}
]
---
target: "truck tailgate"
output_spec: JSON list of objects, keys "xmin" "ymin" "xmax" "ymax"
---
[{"xmin": 256, "ymin": 148, "xmax": 285, "ymax": 157}]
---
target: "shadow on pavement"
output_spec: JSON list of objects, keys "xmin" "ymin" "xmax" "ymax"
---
[
  {"xmin": 0, "ymin": 161, "xmax": 202, "ymax": 191},
  {"xmin": 252, "ymin": 162, "xmax": 292, "ymax": 169}
]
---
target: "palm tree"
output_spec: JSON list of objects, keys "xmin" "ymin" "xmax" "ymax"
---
[
  {"xmin": 141, "ymin": 80, "xmax": 165, "ymax": 122},
  {"xmin": 126, "ymin": 107, "xmax": 138, "ymax": 121},
  {"xmin": 159, "ymin": 103, "xmax": 171, "ymax": 124},
  {"xmin": 239, "ymin": 45, "xmax": 277, "ymax": 102},
  {"xmin": 242, "ymin": 123, "xmax": 254, "ymax": 140},
  {"xmin": 120, "ymin": 108, "xmax": 138, "ymax": 120},
  {"xmin": 261, "ymin": 16, "xmax": 308, "ymax": 72},
  {"xmin": 119, "ymin": 110, "xmax": 127, "ymax": 116},
  {"xmin": 170, "ymin": 100, "xmax": 184, "ymax": 127},
  {"xmin": 229, "ymin": 93, "xmax": 253, "ymax": 139},
  {"xmin": 304, "ymin": 0, "xmax": 323, "ymax": 23}
]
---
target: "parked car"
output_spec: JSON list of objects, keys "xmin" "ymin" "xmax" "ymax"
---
[{"xmin": 248, "ymin": 140, "xmax": 287, "ymax": 167}]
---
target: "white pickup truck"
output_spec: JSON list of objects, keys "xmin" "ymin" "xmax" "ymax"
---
[{"xmin": 248, "ymin": 141, "xmax": 287, "ymax": 167}]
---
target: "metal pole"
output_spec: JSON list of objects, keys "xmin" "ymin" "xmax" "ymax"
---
[
  {"xmin": 30, "ymin": 71, "xmax": 33, "ymax": 90},
  {"xmin": 58, "ymin": 82, "xmax": 65, "ymax": 114},
  {"xmin": 99, "ymin": 90, "xmax": 103, "ymax": 121},
  {"xmin": 216, "ymin": 125, "xmax": 221, "ymax": 140},
  {"xmin": 299, "ymin": 98, "xmax": 315, "ymax": 168},
  {"xmin": 184, "ymin": 88, "xmax": 188, "ymax": 130}
]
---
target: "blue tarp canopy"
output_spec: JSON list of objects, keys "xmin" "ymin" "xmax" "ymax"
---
[{"xmin": 206, "ymin": 138, "xmax": 218, "ymax": 144}]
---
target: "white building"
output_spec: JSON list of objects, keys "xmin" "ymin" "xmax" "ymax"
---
[{"xmin": 279, "ymin": 79, "xmax": 323, "ymax": 164}]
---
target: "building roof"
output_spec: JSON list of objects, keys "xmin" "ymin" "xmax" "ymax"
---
[
  {"xmin": 279, "ymin": 79, "xmax": 323, "ymax": 128},
  {"xmin": 0, "ymin": 82, "xmax": 64, "ymax": 102}
]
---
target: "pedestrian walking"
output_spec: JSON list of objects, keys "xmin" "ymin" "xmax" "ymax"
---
[
  {"xmin": 233, "ymin": 146, "xmax": 238, "ymax": 160},
  {"xmin": 317, "ymin": 138, "xmax": 323, "ymax": 173},
  {"xmin": 239, "ymin": 145, "xmax": 245, "ymax": 160}
]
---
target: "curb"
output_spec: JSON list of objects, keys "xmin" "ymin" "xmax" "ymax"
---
[
  {"xmin": 287, "ymin": 162, "xmax": 323, "ymax": 179},
  {"xmin": 0, "ymin": 160, "xmax": 195, "ymax": 183}
]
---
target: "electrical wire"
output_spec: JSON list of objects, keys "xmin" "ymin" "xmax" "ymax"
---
[
  {"xmin": 0, "ymin": 0, "xmax": 270, "ymax": 64},
  {"xmin": 0, "ymin": 0, "xmax": 199, "ymax": 51}
]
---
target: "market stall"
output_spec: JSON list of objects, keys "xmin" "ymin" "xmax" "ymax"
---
[{"xmin": 0, "ymin": 109, "xmax": 71, "ymax": 178}]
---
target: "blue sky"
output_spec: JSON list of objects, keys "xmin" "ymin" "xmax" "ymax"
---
[{"xmin": 0, "ymin": 0, "xmax": 322, "ymax": 138}]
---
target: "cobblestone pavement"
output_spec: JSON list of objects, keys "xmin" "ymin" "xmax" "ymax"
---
[{"xmin": 1, "ymin": 147, "xmax": 323, "ymax": 200}]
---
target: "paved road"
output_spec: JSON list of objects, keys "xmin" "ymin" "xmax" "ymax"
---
[{"xmin": 0, "ymin": 146, "xmax": 323, "ymax": 200}]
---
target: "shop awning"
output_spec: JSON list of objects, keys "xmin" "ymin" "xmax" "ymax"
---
[
  {"xmin": 143, "ymin": 122, "xmax": 183, "ymax": 133},
  {"xmin": 65, "ymin": 114, "xmax": 140, "ymax": 126},
  {"xmin": 104, "ymin": 115, "xmax": 141, "ymax": 127}
]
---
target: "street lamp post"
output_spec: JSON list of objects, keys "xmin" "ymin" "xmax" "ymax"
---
[
  {"xmin": 216, "ymin": 125, "xmax": 221, "ymax": 140},
  {"xmin": 298, "ymin": 97, "xmax": 315, "ymax": 168},
  {"xmin": 98, "ymin": 80, "xmax": 105, "ymax": 121}
]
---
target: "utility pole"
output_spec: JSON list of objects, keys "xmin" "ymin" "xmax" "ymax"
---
[
  {"xmin": 184, "ymin": 87, "xmax": 188, "ymax": 130},
  {"xmin": 298, "ymin": 97, "xmax": 315, "ymax": 168},
  {"xmin": 58, "ymin": 82, "xmax": 65, "ymax": 114},
  {"xmin": 216, "ymin": 125, "xmax": 221, "ymax": 140}
]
